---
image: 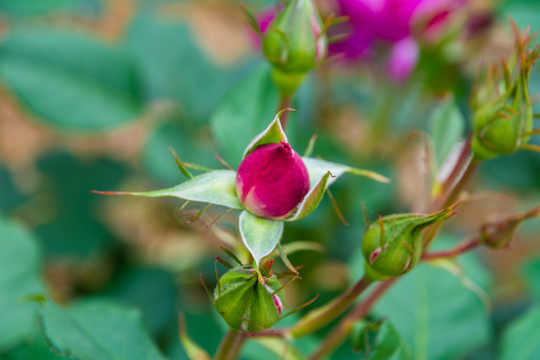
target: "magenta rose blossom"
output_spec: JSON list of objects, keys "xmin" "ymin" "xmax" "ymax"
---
[{"xmin": 236, "ymin": 140, "xmax": 310, "ymax": 219}]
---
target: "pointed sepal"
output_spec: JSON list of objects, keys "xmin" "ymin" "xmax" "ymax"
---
[
  {"xmin": 242, "ymin": 109, "xmax": 292, "ymax": 158},
  {"xmin": 302, "ymin": 157, "xmax": 390, "ymax": 188},
  {"xmin": 239, "ymin": 210, "xmax": 284, "ymax": 265},
  {"xmin": 286, "ymin": 171, "xmax": 331, "ymax": 221},
  {"xmin": 93, "ymin": 170, "xmax": 243, "ymax": 210}
]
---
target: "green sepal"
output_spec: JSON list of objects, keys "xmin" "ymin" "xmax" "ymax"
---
[
  {"xmin": 214, "ymin": 268, "xmax": 285, "ymax": 332},
  {"xmin": 302, "ymin": 157, "xmax": 390, "ymax": 188},
  {"xmin": 242, "ymin": 109, "xmax": 290, "ymax": 159},
  {"xmin": 239, "ymin": 210, "xmax": 284, "ymax": 266},
  {"xmin": 94, "ymin": 170, "xmax": 242, "ymax": 209},
  {"xmin": 286, "ymin": 171, "xmax": 330, "ymax": 222}
]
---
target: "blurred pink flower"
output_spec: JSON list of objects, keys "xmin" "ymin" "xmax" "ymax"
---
[
  {"xmin": 387, "ymin": 37, "xmax": 419, "ymax": 82},
  {"xmin": 330, "ymin": 0, "xmax": 462, "ymax": 81}
]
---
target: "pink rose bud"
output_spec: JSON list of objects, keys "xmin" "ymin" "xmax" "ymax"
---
[{"xmin": 236, "ymin": 140, "xmax": 310, "ymax": 219}]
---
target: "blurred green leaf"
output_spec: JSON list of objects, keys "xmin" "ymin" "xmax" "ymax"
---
[
  {"xmin": 522, "ymin": 257, "xmax": 540, "ymax": 301},
  {"xmin": 500, "ymin": 305, "xmax": 540, "ymax": 360},
  {"xmin": 481, "ymin": 151, "xmax": 540, "ymax": 190},
  {"xmin": 373, "ymin": 236, "xmax": 491, "ymax": 360},
  {"xmin": 503, "ymin": 2, "xmax": 540, "ymax": 33},
  {"xmin": 39, "ymin": 300, "xmax": 166, "ymax": 360},
  {"xmin": 0, "ymin": 166, "xmax": 26, "ymax": 212},
  {"xmin": 0, "ymin": 216, "xmax": 45, "ymax": 352},
  {"xmin": 351, "ymin": 319, "xmax": 412, "ymax": 360},
  {"xmin": 143, "ymin": 120, "xmax": 216, "ymax": 187},
  {"xmin": 0, "ymin": 0, "xmax": 102, "ymax": 16},
  {"xmin": 178, "ymin": 314, "xmax": 211, "ymax": 360},
  {"xmin": 102, "ymin": 267, "xmax": 178, "ymax": 337},
  {"xmin": 210, "ymin": 65, "xmax": 279, "ymax": 167},
  {"xmin": 166, "ymin": 311, "xmax": 225, "ymax": 360},
  {"xmin": 125, "ymin": 14, "xmax": 229, "ymax": 123},
  {"xmin": 2, "ymin": 330, "xmax": 69, "ymax": 360},
  {"xmin": 0, "ymin": 30, "xmax": 142, "ymax": 131},
  {"xmin": 429, "ymin": 96, "xmax": 465, "ymax": 166},
  {"xmin": 35, "ymin": 151, "xmax": 127, "ymax": 258}
]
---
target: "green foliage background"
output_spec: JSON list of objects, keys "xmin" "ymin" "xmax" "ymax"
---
[{"xmin": 0, "ymin": 0, "xmax": 539, "ymax": 359}]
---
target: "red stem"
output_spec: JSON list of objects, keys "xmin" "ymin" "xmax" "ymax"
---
[
  {"xmin": 421, "ymin": 237, "xmax": 481, "ymax": 261},
  {"xmin": 277, "ymin": 95, "xmax": 292, "ymax": 129},
  {"xmin": 308, "ymin": 278, "xmax": 398, "ymax": 360}
]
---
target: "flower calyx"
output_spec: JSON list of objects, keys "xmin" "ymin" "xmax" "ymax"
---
[
  {"xmin": 480, "ymin": 205, "xmax": 540, "ymax": 249},
  {"xmin": 213, "ymin": 260, "xmax": 285, "ymax": 332}
]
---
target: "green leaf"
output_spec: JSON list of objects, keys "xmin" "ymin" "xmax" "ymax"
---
[
  {"xmin": 0, "ymin": 216, "xmax": 45, "ymax": 352},
  {"xmin": 0, "ymin": 0, "xmax": 101, "ymax": 16},
  {"xmin": 286, "ymin": 171, "xmax": 331, "ymax": 221},
  {"xmin": 500, "ymin": 305, "xmax": 540, "ymax": 360},
  {"xmin": 210, "ymin": 65, "xmax": 279, "ymax": 167},
  {"xmin": 97, "ymin": 170, "xmax": 243, "ymax": 209},
  {"xmin": 522, "ymin": 257, "xmax": 540, "ymax": 301},
  {"xmin": 373, "ymin": 235, "xmax": 491, "ymax": 360},
  {"xmin": 352, "ymin": 319, "xmax": 412, "ymax": 360},
  {"xmin": 1, "ymin": 331, "xmax": 70, "ymax": 360},
  {"xmin": 428, "ymin": 96, "xmax": 465, "ymax": 166},
  {"xmin": 125, "ymin": 15, "xmax": 229, "ymax": 123},
  {"xmin": 239, "ymin": 210, "xmax": 284, "ymax": 265},
  {"xmin": 242, "ymin": 109, "xmax": 290, "ymax": 158},
  {"xmin": 39, "ymin": 300, "xmax": 166, "ymax": 360},
  {"xmin": 0, "ymin": 30, "xmax": 142, "ymax": 131},
  {"xmin": 302, "ymin": 157, "xmax": 390, "ymax": 188},
  {"xmin": 142, "ymin": 120, "xmax": 216, "ymax": 187},
  {"xmin": 178, "ymin": 314, "xmax": 211, "ymax": 360}
]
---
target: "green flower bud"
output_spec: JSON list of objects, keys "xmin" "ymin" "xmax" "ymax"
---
[
  {"xmin": 471, "ymin": 24, "xmax": 539, "ymax": 160},
  {"xmin": 214, "ymin": 266, "xmax": 285, "ymax": 332},
  {"xmin": 262, "ymin": 0, "xmax": 327, "ymax": 96},
  {"xmin": 362, "ymin": 204, "xmax": 460, "ymax": 281}
]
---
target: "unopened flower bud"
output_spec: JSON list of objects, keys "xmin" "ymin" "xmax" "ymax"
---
[
  {"xmin": 262, "ymin": 0, "xmax": 327, "ymax": 96},
  {"xmin": 471, "ymin": 24, "xmax": 539, "ymax": 160},
  {"xmin": 214, "ymin": 267, "xmax": 284, "ymax": 332},
  {"xmin": 362, "ymin": 204, "xmax": 459, "ymax": 280},
  {"xmin": 480, "ymin": 205, "xmax": 540, "ymax": 249},
  {"xmin": 236, "ymin": 140, "xmax": 310, "ymax": 219}
]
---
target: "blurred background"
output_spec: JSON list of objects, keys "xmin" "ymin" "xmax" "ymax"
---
[{"xmin": 1, "ymin": 0, "xmax": 540, "ymax": 359}]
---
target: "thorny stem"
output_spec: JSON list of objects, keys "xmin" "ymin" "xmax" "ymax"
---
[
  {"xmin": 425, "ymin": 135, "xmax": 479, "ymax": 248},
  {"xmin": 288, "ymin": 276, "xmax": 374, "ymax": 338},
  {"xmin": 214, "ymin": 330, "xmax": 245, "ymax": 360},
  {"xmin": 218, "ymin": 132, "xmax": 483, "ymax": 359},
  {"xmin": 308, "ymin": 278, "xmax": 398, "ymax": 360},
  {"xmin": 277, "ymin": 95, "xmax": 292, "ymax": 129}
]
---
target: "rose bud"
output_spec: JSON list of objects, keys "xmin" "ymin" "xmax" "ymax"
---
[
  {"xmin": 362, "ymin": 203, "xmax": 460, "ymax": 280},
  {"xmin": 471, "ymin": 23, "xmax": 539, "ymax": 160},
  {"xmin": 214, "ymin": 267, "xmax": 285, "ymax": 332},
  {"xmin": 262, "ymin": 0, "xmax": 327, "ymax": 96},
  {"xmin": 236, "ymin": 140, "xmax": 310, "ymax": 220}
]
